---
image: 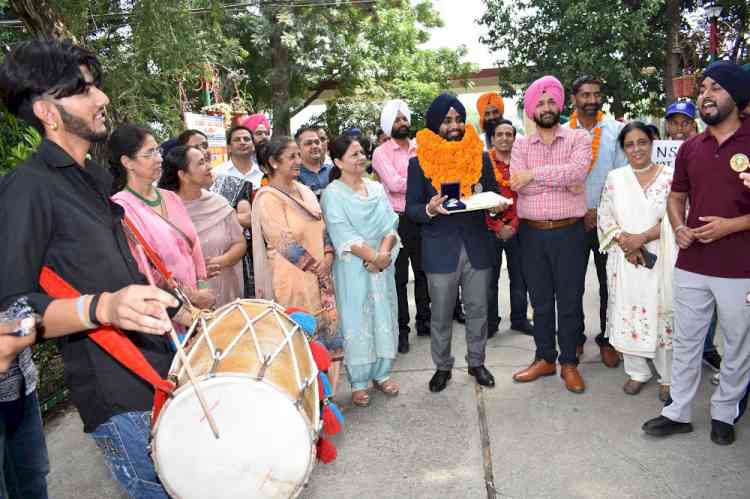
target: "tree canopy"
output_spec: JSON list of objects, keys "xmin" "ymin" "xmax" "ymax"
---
[{"xmin": 478, "ymin": 0, "xmax": 749, "ymax": 117}]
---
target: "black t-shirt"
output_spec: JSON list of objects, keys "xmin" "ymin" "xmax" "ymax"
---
[{"xmin": 0, "ymin": 139, "xmax": 174, "ymax": 432}]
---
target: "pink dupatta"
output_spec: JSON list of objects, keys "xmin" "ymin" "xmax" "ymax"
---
[{"xmin": 112, "ymin": 189, "xmax": 207, "ymax": 291}]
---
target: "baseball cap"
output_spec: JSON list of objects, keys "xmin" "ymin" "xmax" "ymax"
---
[{"xmin": 666, "ymin": 100, "xmax": 696, "ymax": 120}]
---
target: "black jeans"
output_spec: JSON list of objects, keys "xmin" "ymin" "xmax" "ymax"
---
[
  {"xmin": 395, "ymin": 213, "xmax": 430, "ymax": 336},
  {"xmin": 580, "ymin": 228, "xmax": 610, "ymax": 347},
  {"xmin": 488, "ymin": 234, "xmax": 528, "ymax": 332},
  {"xmin": 519, "ymin": 220, "xmax": 588, "ymax": 365}
]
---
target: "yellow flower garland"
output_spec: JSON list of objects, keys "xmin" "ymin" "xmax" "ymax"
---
[
  {"xmin": 570, "ymin": 111, "xmax": 604, "ymax": 173},
  {"xmin": 415, "ymin": 124, "xmax": 484, "ymax": 198}
]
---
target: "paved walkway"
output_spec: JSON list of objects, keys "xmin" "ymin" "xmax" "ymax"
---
[{"xmin": 46, "ymin": 265, "xmax": 750, "ymax": 498}]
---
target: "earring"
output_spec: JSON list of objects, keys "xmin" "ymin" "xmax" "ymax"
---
[{"xmin": 50, "ymin": 122, "xmax": 59, "ymax": 131}]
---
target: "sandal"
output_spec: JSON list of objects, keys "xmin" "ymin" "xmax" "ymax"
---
[
  {"xmin": 352, "ymin": 390, "xmax": 370, "ymax": 407},
  {"xmin": 373, "ymin": 378, "xmax": 400, "ymax": 397}
]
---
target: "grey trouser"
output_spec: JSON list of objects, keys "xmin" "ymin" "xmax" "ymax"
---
[
  {"xmin": 426, "ymin": 244, "xmax": 490, "ymax": 370},
  {"xmin": 663, "ymin": 269, "xmax": 750, "ymax": 425}
]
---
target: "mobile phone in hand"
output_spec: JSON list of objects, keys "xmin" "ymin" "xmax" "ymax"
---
[{"xmin": 641, "ymin": 248, "xmax": 657, "ymax": 269}]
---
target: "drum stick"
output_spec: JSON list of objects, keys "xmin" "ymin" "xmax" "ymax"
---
[{"xmin": 138, "ymin": 247, "xmax": 221, "ymax": 439}]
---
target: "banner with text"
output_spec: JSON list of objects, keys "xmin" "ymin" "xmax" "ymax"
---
[
  {"xmin": 183, "ymin": 112, "xmax": 227, "ymax": 167},
  {"xmin": 651, "ymin": 140, "xmax": 683, "ymax": 169}
]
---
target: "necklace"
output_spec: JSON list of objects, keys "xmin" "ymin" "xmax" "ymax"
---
[
  {"xmin": 126, "ymin": 186, "xmax": 162, "ymax": 207},
  {"xmin": 631, "ymin": 163, "xmax": 655, "ymax": 173}
]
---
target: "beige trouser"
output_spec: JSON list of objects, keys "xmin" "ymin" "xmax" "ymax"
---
[{"xmin": 623, "ymin": 347, "xmax": 672, "ymax": 384}]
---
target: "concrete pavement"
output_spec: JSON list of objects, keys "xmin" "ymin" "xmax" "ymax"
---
[{"xmin": 46, "ymin": 264, "xmax": 750, "ymax": 498}]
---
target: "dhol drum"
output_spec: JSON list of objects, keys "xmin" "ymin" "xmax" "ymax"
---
[{"xmin": 152, "ymin": 299, "xmax": 320, "ymax": 499}]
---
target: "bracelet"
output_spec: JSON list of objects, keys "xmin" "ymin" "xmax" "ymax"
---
[
  {"xmin": 76, "ymin": 295, "xmax": 95, "ymax": 330},
  {"xmin": 674, "ymin": 225, "xmax": 688, "ymax": 233},
  {"xmin": 89, "ymin": 293, "xmax": 102, "ymax": 327}
]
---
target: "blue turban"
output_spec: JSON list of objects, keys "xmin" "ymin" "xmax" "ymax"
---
[
  {"xmin": 703, "ymin": 61, "xmax": 750, "ymax": 111},
  {"xmin": 425, "ymin": 92, "xmax": 466, "ymax": 134}
]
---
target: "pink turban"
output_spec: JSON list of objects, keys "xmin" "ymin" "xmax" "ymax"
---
[
  {"xmin": 523, "ymin": 76, "xmax": 565, "ymax": 119},
  {"xmin": 241, "ymin": 113, "xmax": 271, "ymax": 133}
]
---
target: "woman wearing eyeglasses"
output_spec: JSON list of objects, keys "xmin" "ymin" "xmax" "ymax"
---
[{"xmin": 109, "ymin": 124, "xmax": 215, "ymax": 326}]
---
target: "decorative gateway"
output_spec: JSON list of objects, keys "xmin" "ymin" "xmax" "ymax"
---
[{"xmin": 151, "ymin": 300, "xmax": 342, "ymax": 499}]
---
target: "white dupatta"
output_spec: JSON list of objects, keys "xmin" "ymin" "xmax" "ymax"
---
[{"xmin": 600, "ymin": 167, "xmax": 676, "ymax": 357}]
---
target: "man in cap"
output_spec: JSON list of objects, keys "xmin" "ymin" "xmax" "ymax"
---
[
  {"xmin": 406, "ymin": 92, "xmax": 506, "ymax": 392},
  {"xmin": 665, "ymin": 100, "xmax": 698, "ymax": 141},
  {"xmin": 372, "ymin": 99, "xmax": 430, "ymax": 354},
  {"xmin": 643, "ymin": 61, "xmax": 750, "ymax": 446},
  {"xmin": 509, "ymin": 75, "xmax": 592, "ymax": 394},
  {"xmin": 565, "ymin": 75, "xmax": 626, "ymax": 368},
  {"xmin": 477, "ymin": 92, "xmax": 505, "ymax": 149}
]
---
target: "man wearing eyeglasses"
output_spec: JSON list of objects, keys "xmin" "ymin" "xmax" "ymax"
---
[
  {"xmin": 295, "ymin": 126, "xmax": 333, "ymax": 198},
  {"xmin": 212, "ymin": 125, "xmax": 264, "ymax": 190}
]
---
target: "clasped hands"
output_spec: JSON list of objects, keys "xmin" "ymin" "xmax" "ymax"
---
[
  {"xmin": 675, "ymin": 216, "xmax": 734, "ymax": 249},
  {"xmin": 617, "ymin": 232, "xmax": 648, "ymax": 266},
  {"xmin": 364, "ymin": 251, "xmax": 391, "ymax": 273}
]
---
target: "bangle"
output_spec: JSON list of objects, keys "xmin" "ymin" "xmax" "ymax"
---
[
  {"xmin": 76, "ymin": 295, "xmax": 95, "ymax": 330},
  {"xmin": 674, "ymin": 225, "xmax": 688, "ymax": 233},
  {"xmin": 89, "ymin": 293, "xmax": 102, "ymax": 327}
]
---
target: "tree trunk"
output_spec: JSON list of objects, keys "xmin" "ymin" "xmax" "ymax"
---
[
  {"xmin": 9, "ymin": 0, "xmax": 77, "ymax": 42},
  {"xmin": 269, "ymin": 14, "xmax": 291, "ymax": 136},
  {"xmin": 664, "ymin": 0, "xmax": 681, "ymax": 104}
]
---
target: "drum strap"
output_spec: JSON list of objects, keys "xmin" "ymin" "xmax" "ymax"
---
[{"xmin": 39, "ymin": 265, "xmax": 175, "ymax": 422}]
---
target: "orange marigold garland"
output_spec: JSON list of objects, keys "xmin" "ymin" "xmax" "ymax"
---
[
  {"xmin": 416, "ymin": 123, "xmax": 484, "ymax": 198},
  {"xmin": 569, "ymin": 111, "xmax": 603, "ymax": 173},
  {"xmin": 490, "ymin": 150, "xmax": 511, "ymax": 188}
]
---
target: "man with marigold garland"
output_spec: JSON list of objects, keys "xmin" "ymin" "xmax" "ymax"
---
[
  {"xmin": 565, "ymin": 75, "xmax": 626, "ymax": 369},
  {"xmin": 509, "ymin": 76, "xmax": 592, "ymax": 393},
  {"xmin": 406, "ymin": 92, "xmax": 508, "ymax": 393}
]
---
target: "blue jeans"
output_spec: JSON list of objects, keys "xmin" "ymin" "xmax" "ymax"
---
[
  {"xmin": 0, "ymin": 390, "xmax": 49, "ymax": 499},
  {"xmin": 91, "ymin": 412, "xmax": 168, "ymax": 499}
]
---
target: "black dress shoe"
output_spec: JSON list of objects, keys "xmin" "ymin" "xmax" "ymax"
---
[
  {"xmin": 511, "ymin": 320, "xmax": 533, "ymax": 335},
  {"xmin": 398, "ymin": 337, "xmax": 410, "ymax": 354},
  {"xmin": 711, "ymin": 419, "xmax": 735, "ymax": 446},
  {"xmin": 429, "ymin": 370, "xmax": 451, "ymax": 392},
  {"xmin": 642, "ymin": 415, "xmax": 693, "ymax": 437},
  {"xmin": 468, "ymin": 366, "xmax": 495, "ymax": 388}
]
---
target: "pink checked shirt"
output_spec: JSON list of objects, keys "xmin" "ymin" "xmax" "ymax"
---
[
  {"xmin": 510, "ymin": 126, "xmax": 592, "ymax": 221},
  {"xmin": 371, "ymin": 138, "xmax": 416, "ymax": 213}
]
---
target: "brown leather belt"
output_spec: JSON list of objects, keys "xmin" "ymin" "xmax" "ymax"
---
[{"xmin": 522, "ymin": 217, "xmax": 581, "ymax": 230}]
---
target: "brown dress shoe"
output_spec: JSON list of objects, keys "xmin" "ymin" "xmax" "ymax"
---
[
  {"xmin": 512, "ymin": 359, "xmax": 556, "ymax": 382},
  {"xmin": 600, "ymin": 345, "xmax": 621, "ymax": 368},
  {"xmin": 560, "ymin": 364, "xmax": 585, "ymax": 393},
  {"xmin": 623, "ymin": 378, "xmax": 646, "ymax": 395}
]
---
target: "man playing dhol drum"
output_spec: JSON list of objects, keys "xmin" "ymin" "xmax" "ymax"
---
[{"xmin": 0, "ymin": 40, "xmax": 178, "ymax": 497}]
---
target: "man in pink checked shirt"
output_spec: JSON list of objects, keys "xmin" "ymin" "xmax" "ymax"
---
[
  {"xmin": 509, "ymin": 76, "xmax": 592, "ymax": 394},
  {"xmin": 372, "ymin": 99, "xmax": 431, "ymax": 354}
]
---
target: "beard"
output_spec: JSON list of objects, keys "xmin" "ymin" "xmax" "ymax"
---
[
  {"xmin": 533, "ymin": 111, "xmax": 560, "ymax": 129},
  {"xmin": 483, "ymin": 118, "xmax": 501, "ymax": 137},
  {"xmin": 579, "ymin": 103, "xmax": 601, "ymax": 117},
  {"xmin": 441, "ymin": 130, "xmax": 465, "ymax": 142},
  {"xmin": 390, "ymin": 125, "xmax": 410, "ymax": 139},
  {"xmin": 55, "ymin": 103, "xmax": 108, "ymax": 143},
  {"xmin": 699, "ymin": 100, "xmax": 735, "ymax": 126}
]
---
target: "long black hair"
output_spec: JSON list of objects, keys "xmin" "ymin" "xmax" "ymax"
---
[
  {"xmin": 108, "ymin": 123, "xmax": 154, "ymax": 195},
  {"xmin": 327, "ymin": 134, "xmax": 359, "ymax": 182},
  {"xmin": 158, "ymin": 145, "xmax": 195, "ymax": 192},
  {"xmin": 618, "ymin": 121, "xmax": 657, "ymax": 149},
  {"xmin": 255, "ymin": 135, "xmax": 295, "ymax": 177}
]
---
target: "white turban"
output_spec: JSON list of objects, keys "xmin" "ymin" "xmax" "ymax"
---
[{"xmin": 380, "ymin": 99, "xmax": 411, "ymax": 137}]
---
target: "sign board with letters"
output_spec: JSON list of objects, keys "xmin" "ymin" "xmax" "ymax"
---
[
  {"xmin": 651, "ymin": 140, "xmax": 683, "ymax": 169},
  {"xmin": 183, "ymin": 112, "xmax": 227, "ymax": 167}
]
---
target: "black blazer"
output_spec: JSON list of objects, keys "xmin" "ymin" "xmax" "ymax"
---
[{"xmin": 406, "ymin": 152, "xmax": 500, "ymax": 273}]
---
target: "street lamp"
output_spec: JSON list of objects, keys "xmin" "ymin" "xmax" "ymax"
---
[{"xmin": 704, "ymin": 1, "xmax": 723, "ymax": 58}]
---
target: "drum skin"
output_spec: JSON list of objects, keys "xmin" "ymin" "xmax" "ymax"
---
[{"xmin": 152, "ymin": 300, "xmax": 320, "ymax": 499}]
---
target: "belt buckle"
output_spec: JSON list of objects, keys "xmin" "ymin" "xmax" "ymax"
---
[{"xmin": 544, "ymin": 220, "xmax": 554, "ymax": 228}]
